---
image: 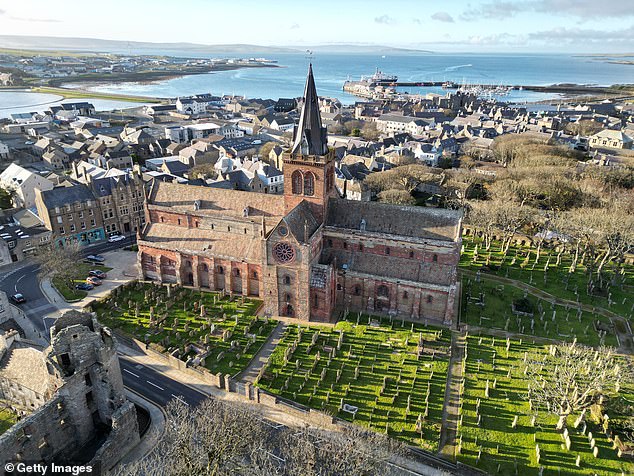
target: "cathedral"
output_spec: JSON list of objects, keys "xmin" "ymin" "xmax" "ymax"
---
[{"xmin": 138, "ymin": 65, "xmax": 462, "ymax": 324}]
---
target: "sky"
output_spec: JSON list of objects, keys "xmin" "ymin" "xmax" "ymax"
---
[{"xmin": 0, "ymin": 0, "xmax": 633, "ymax": 53}]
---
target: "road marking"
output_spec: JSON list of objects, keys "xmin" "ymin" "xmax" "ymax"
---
[
  {"xmin": 15, "ymin": 274, "xmax": 26, "ymax": 293},
  {"xmin": 171, "ymin": 394, "xmax": 189, "ymax": 406},
  {"xmin": 123, "ymin": 368, "xmax": 139, "ymax": 378},
  {"xmin": 146, "ymin": 380, "xmax": 164, "ymax": 391}
]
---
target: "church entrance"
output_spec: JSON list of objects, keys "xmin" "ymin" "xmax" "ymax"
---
[
  {"xmin": 199, "ymin": 264, "xmax": 209, "ymax": 288},
  {"xmin": 375, "ymin": 285, "xmax": 390, "ymax": 312}
]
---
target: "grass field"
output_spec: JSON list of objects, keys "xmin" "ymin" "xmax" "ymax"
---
[
  {"xmin": 52, "ymin": 263, "xmax": 112, "ymax": 301},
  {"xmin": 461, "ymin": 275, "xmax": 618, "ymax": 348},
  {"xmin": 460, "ymin": 236, "xmax": 634, "ymax": 320},
  {"xmin": 256, "ymin": 314, "xmax": 450, "ymax": 451},
  {"xmin": 457, "ymin": 334, "xmax": 634, "ymax": 475},
  {"xmin": 32, "ymin": 86, "xmax": 160, "ymax": 103},
  {"xmin": 92, "ymin": 282, "xmax": 275, "ymax": 375},
  {"xmin": 0, "ymin": 409, "xmax": 17, "ymax": 435}
]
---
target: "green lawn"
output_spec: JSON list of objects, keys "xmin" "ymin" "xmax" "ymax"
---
[
  {"xmin": 461, "ymin": 275, "xmax": 618, "ymax": 348},
  {"xmin": 52, "ymin": 263, "xmax": 112, "ymax": 301},
  {"xmin": 0, "ymin": 408, "xmax": 17, "ymax": 435},
  {"xmin": 460, "ymin": 236, "xmax": 634, "ymax": 320},
  {"xmin": 92, "ymin": 282, "xmax": 275, "ymax": 376},
  {"xmin": 256, "ymin": 314, "xmax": 450, "ymax": 451},
  {"xmin": 457, "ymin": 334, "xmax": 634, "ymax": 475}
]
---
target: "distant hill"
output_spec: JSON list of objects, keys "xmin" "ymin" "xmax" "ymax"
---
[
  {"xmin": 0, "ymin": 35, "xmax": 433, "ymax": 56},
  {"xmin": 304, "ymin": 44, "xmax": 434, "ymax": 54},
  {"xmin": 0, "ymin": 35, "xmax": 299, "ymax": 55}
]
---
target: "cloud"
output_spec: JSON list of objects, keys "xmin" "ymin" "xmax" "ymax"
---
[
  {"xmin": 9, "ymin": 16, "xmax": 61, "ymax": 23},
  {"xmin": 413, "ymin": 18, "xmax": 422, "ymax": 25},
  {"xmin": 528, "ymin": 25, "xmax": 634, "ymax": 43},
  {"xmin": 431, "ymin": 12, "xmax": 455, "ymax": 23},
  {"xmin": 461, "ymin": 0, "xmax": 634, "ymax": 21},
  {"xmin": 290, "ymin": 23, "xmax": 300, "ymax": 30},
  {"xmin": 374, "ymin": 14, "xmax": 395, "ymax": 25}
]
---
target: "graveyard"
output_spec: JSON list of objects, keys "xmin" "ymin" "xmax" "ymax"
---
[
  {"xmin": 460, "ymin": 236, "xmax": 634, "ymax": 321},
  {"xmin": 461, "ymin": 275, "xmax": 618, "ymax": 348},
  {"xmin": 91, "ymin": 282, "xmax": 276, "ymax": 375},
  {"xmin": 255, "ymin": 314, "xmax": 450, "ymax": 451},
  {"xmin": 456, "ymin": 333, "xmax": 634, "ymax": 475}
]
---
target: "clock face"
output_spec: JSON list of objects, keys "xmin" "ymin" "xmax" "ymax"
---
[{"xmin": 273, "ymin": 241, "xmax": 295, "ymax": 264}]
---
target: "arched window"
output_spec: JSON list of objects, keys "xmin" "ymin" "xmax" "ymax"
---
[
  {"xmin": 354, "ymin": 285, "xmax": 361, "ymax": 296},
  {"xmin": 433, "ymin": 254, "xmax": 438, "ymax": 262},
  {"xmin": 202, "ymin": 263, "xmax": 209, "ymax": 272},
  {"xmin": 303, "ymin": 172, "xmax": 315, "ymax": 197},
  {"xmin": 313, "ymin": 294, "xmax": 319, "ymax": 309},
  {"xmin": 336, "ymin": 283, "xmax": 342, "ymax": 291},
  {"xmin": 217, "ymin": 266, "xmax": 224, "ymax": 274},
  {"xmin": 327, "ymin": 239, "xmax": 333, "ymax": 248},
  {"xmin": 284, "ymin": 275, "xmax": 291, "ymax": 285},
  {"xmin": 234, "ymin": 268, "xmax": 241, "ymax": 277},
  {"xmin": 252, "ymin": 271, "xmax": 258, "ymax": 279},
  {"xmin": 326, "ymin": 166, "xmax": 334, "ymax": 191},
  {"xmin": 403, "ymin": 291, "xmax": 409, "ymax": 299},
  {"xmin": 377, "ymin": 285, "xmax": 389, "ymax": 297},
  {"xmin": 291, "ymin": 170, "xmax": 303, "ymax": 195},
  {"xmin": 427, "ymin": 295, "xmax": 433, "ymax": 303},
  {"xmin": 409, "ymin": 250, "xmax": 414, "ymax": 258}
]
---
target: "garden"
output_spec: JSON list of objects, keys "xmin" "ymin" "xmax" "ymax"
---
[
  {"xmin": 456, "ymin": 333, "xmax": 634, "ymax": 475},
  {"xmin": 256, "ymin": 314, "xmax": 450, "ymax": 451},
  {"xmin": 52, "ymin": 262, "xmax": 112, "ymax": 301},
  {"xmin": 91, "ymin": 282, "xmax": 276, "ymax": 375}
]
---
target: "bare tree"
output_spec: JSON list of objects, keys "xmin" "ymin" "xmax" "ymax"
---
[
  {"xmin": 34, "ymin": 242, "xmax": 83, "ymax": 291},
  {"xmin": 525, "ymin": 343, "xmax": 622, "ymax": 430},
  {"xmin": 117, "ymin": 397, "xmax": 403, "ymax": 476}
]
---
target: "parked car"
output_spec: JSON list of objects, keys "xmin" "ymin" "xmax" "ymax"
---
[
  {"xmin": 108, "ymin": 234, "xmax": 126, "ymax": 243},
  {"xmin": 88, "ymin": 270, "xmax": 107, "ymax": 279},
  {"xmin": 86, "ymin": 255, "xmax": 105, "ymax": 263},
  {"xmin": 10, "ymin": 293, "xmax": 25, "ymax": 304},
  {"xmin": 76, "ymin": 283, "xmax": 94, "ymax": 291},
  {"xmin": 86, "ymin": 276, "xmax": 102, "ymax": 286}
]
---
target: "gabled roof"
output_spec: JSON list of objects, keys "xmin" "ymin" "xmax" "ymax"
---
[{"xmin": 280, "ymin": 200, "xmax": 320, "ymax": 244}]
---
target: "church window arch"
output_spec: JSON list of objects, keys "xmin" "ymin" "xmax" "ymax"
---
[
  {"xmin": 303, "ymin": 172, "xmax": 315, "ymax": 196},
  {"xmin": 377, "ymin": 285, "xmax": 389, "ymax": 297},
  {"xmin": 291, "ymin": 170, "xmax": 303, "ymax": 195}
]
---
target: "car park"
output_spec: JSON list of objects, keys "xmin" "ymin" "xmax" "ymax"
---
[{"xmin": 76, "ymin": 283, "xmax": 94, "ymax": 291}]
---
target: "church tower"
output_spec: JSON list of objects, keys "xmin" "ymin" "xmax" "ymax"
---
[{"xmin": 283, "ymin": 64, "xmax": 337, "ymax": 223}]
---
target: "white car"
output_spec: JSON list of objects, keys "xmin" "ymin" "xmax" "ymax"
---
[{"xmin": 108, "ymin": 235, "xmax": 126, "ymax": 243}]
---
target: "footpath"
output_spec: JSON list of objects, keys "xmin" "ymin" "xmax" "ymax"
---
[{"xmin": 438, "ymin": 331, "xmax": 466, "ymax": 459}]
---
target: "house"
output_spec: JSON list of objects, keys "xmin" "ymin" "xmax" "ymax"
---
[
  {"xmin": 274, "ymin": 98, "xmax": 297, "ymax": 113},
  {"xmin": 42, "ymin": 148, "xmax": 70, "ymax": 170},
  {"xmin": 0, "ymin": 142, "xmax": 9, "ymax": 160},
  {"xmin": 49, "ymin": 102, "xmax": 95, "ymax": 117},
  {"xmin": 0, "ymin": 209, "xmax": 51, "ymax": 264},
  {"xmin": 270, "ymin": 117, "xmax": 296, "ymax": 132},
  {"xmin": 589, "ymin": 129, "xmax": 633, "ymax": 150},
  {"xmin": 34, "ymin": 184, "xmax": 105, "ymax": 247},
  {"xmin": 0, "ymin": 163, "xmax": 55, "ymax": 209}
]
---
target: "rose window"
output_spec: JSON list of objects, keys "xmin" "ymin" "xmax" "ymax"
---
[{"xmin": 273, "ymin": 242, "xmax": 295, "ymax": 263}]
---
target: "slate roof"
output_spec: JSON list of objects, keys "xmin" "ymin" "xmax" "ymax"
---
[
  {"xmin": 0, "ymin": 341, "xmax": 49, "ymax": 396},
  {"xmin": 39, "ymin": 183, "xmax": 95, "ymax": 209},
  {"xmin": 325, "ymin": 198, "xmax": 461, "ymax": 242},
  {"xmin": 280, "ymin": 201, "xmax": 320, "ymax": 243},
  {"xmin": 291, "ymin": 64, "xmax": 328, "ymax": 156}
]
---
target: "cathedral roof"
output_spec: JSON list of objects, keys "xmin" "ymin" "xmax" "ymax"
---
[
  {"xmin": 291, "ymin": 64, "xmax": 328, "ymax": 156},
  {"xmin": 325, "ymin": 198, "xmax": 461, "ymax": 242}
]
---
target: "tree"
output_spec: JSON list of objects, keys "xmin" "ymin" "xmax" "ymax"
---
[
  {"xmin": 0, "ymin": 187, "xmax": 14, "ymax": 209},
  {"xmin": 189, "ymin": 163, "xmax": 218, "ymax": 180},
  {"xmin": 117, "ymin": 397, "xmax": 403, "ymax": 476},
  {"xmin": 258, "ymin": 141, "xmax": 278, "ymax": 162},
  {"xmin": 35, "ymin": 242, "xmax": 83, "ymax": 291},
  {"xmin": 360, "ymin": 122, "xmax": 380, "ymax": 141},
  {"xmin": 525, "ymin": 343, "xmax": 622, "ymax": 430},
  {"xmin": 377, "ymin": 189, "xmax": 416, "ymax": 205}
]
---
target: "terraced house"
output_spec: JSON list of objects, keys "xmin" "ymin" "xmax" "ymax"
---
[{"xmin": 138, "ymin": 66, "xmax": 462, "ymax": 323}]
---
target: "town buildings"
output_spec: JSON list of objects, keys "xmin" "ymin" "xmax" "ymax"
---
[
  {"xmin": 138, "ymin": 66, "xmax": 462, "ymax": 324},
  {"xmin": 0, "ymin": 163, "xmax": 55, "ymax": 209}
]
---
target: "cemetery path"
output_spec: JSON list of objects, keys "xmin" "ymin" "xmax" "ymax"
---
[
  {"xmin": 461, "ymin": 270, "xmax": 633, "ymax": 353},
  {"xmin": 439, "ymin": 331, "xmax": 465, "ymax": 459},
  {"xmin": 237, "ymin": 321, "xmax": 287, "ymax": 383}
]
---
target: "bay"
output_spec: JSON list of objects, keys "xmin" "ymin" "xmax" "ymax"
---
[{"xmin": 79, "ymin": 52, "xmax": 634, "ymax": 104}]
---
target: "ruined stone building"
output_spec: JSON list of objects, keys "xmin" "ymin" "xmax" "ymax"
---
[
  {"xmin": 138, "ymin": 65, "xmax": 462, "ymax": 323},
  {"xmin": 0, "ymin": 311, "xmax": 139, "ymax": 469}
]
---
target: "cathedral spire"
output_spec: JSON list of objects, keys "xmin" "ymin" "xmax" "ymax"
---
[{"xmin": 291, "ymin": 63, "xmax": 328, "ymax": 156}]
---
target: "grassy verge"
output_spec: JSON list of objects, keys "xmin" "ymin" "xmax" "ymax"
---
[
  {"xmin": 92, "ymin": 282, "xmax": 274, "ymax": 375},
  {"xmin": 256, "ymin": 314, "xmax": 450, "ymax": 451},
  {"xmin": 31, "ymin": 86, "xmax": 162, "ymax": 103},
  {"xmin": 52, "ymin": 263, "xmax": 112, "ymax": 301}
]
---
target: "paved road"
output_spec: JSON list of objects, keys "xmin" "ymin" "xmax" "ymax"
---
[{"xmin": 0, "ymin": 238, "xmax": 212, "ymax": 409}]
